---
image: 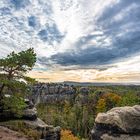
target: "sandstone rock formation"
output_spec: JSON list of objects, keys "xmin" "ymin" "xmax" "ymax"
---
[
  {"xmin": 79, "ymin": 87, "xmax": 90, "ymax": 94},
  {"xmin": 31, "ymin": 83, "xmax": 76, "ymax": 104},
  {"xmin": 23, "ymin": 99, "xmax": 61, "ymax": 140},
  {"xmin": 24, "ymin": 118, "xmax": 61, "ymax": 140},
  {"xmin": 23, "ymin": 107, "xmax": 37, "ymax": 120},
  {"xmin": 0, "ymin": 126, "xmax": 29, "ymax": 140},
  {"xmin": 91, "ymin": 105, "xmax": 140, "ymax": 140}
]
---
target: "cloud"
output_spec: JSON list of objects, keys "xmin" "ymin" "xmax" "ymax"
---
[
  {"xmin": 10, "ymin": 0, "xmax": 30, "ymax": 10},
  {"xmin": 0, "ymin": 7, "xmax": 11, "ymax": 15},
  {"xmin": 28, "ymin": 55, "xmax": 140, "ymax": 82},
  {"xmin": 49, "ymin": 29, "xmax": 140, "ymax": 67},
  {"xmin": 46, "ymin": 0, "xmax": 140, "ymax": 69},
  {"xmin": 38, "ymin": 23, "xmax": 65, "ymax": 44},
  {"xmin": 28, "ymin": 16, "xmax": 38, "ymax": 27},
  {"xmin": 0, "ymin": 0, "xmax": 140, "ymax": 82}
]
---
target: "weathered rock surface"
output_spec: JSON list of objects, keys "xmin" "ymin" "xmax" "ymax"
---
[
  {"xmin": 24, "ymin": 118, "xmax": 61, "ymax": 140},
  {"xmin": 22, "ymin": 100, "xmax": 61, "ymax": 140},
  {"xmin": 91, "ymin": 105, "xmax": 140, "ymax": 140},
  {"xmin": 23, "ymin": 107, "xmax": 37, "ymax": 120},
  {"xmin": 0, "ymin": 126, "xmax": 29, "ymax": 140},
  {"xmin": 79, "ymin": 87, "xmax": 90, "ymax": 94},
  {"xmin": 44, "ymin": 126, "xmax": 61, "ymax": 140},
  {"xmin": 100, "ymin": 134, "xmax": 140, "ymax": 140},
  {"xmin": 31, "ymin": 83, "xmax": 76, "ymax": 104}
]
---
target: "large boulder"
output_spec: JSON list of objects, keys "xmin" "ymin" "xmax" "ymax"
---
[
  {"xmin": 45, "ymin": 126, "xmax": 61, "ymax": 140},
  {"xmin": 91, "ymin": 105, "xmax": 140, "ymax": 140},
  {"xmin": 23, "ymin": 107, "xmax": 37, "ymax": 120}
]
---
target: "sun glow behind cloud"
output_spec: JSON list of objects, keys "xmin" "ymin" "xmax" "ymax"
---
[
  {"xmin": 0, "ymin": 0, "xmax": 140, "ymax": 82},
  {"xmin": 28, "ymin": 55, "xmax": 140, "ymax": 83}
]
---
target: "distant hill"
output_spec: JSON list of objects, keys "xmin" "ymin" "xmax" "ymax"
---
[{"xmin": 62, "ymin": 81, "xmax": 140, "ymax": 86}]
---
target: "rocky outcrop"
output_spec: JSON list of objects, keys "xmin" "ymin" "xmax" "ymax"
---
[
  {"xmin": 23, "ymin": 100, "xmax": 61, "ymax": 140},
  {"xmin": 31, "ymin": 83, "xmax": 76, "ymax": 104},
  {"xmin": 24, "ymin": 118, "xmax": 61, "ymax": 140},
  {"xmin": 0, "ymin": 91, "xmax": 61, "ymax": 140},
  {"xmin": 45, "ymin": 126, "xmax": 61, "ymax": 140},
  {"xmin": 91, "ymin": 105, "xmax": 140, "ymax": 140},
  {"xmin": 23, "ymin": 107, "xmax": 37, "ymax": 120},
  {"xmin": 79, "ymin": 87, "xmax": 90, "ymax": 94}
]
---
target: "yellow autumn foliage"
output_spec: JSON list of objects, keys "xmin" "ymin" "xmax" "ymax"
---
[
  {"xmin": 103, "ymin": 93, "xmax": 122, "ymax": 104},
  {"xmin": 61, "ymin": 129, "xmax": 80, "ymax": 140},
  {"xmin": 96, "ymin": 93, "xmax": 122, "ymax": 113},
  {"xmin": 96, "ymin": 98, "xmax": 106, "ymax": 113}
]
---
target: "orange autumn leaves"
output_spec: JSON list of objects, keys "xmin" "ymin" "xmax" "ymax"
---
[{"xmin": 61, "ymin": 130, "xmax": 80, "ymax": 140}]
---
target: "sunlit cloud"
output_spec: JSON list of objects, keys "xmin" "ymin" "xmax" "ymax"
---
[{"xmin": 0, "ymin": 0, "xmax": 140, "ymax": 82}]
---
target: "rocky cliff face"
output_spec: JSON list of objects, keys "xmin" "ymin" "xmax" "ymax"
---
[
  {"xmin": 31, "ymin": 83, "xmax": 77, "ymax": 104},
  {"xmin": 90, "ymin": 105, "xmax": 140, "ymax": 140}
]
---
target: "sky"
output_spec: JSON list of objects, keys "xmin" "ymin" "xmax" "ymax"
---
[{"xmin": 0, "ymin": 0, "xmax": 140, "ymax": 83}]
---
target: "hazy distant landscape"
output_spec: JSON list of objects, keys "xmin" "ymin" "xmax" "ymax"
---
[{"xmin": 62, "ymin": 81, "xmax": 140, "ymax": 86}]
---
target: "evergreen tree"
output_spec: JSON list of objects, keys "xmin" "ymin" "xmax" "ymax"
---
[{"xmin": 0, "ymin": 48, "xmax": 36, "ymax": 117}]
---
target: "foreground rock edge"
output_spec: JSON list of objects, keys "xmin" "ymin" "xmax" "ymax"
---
[{"xmin": 91, "ymin": 105, "xmax": 140, "ymax": 140}]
